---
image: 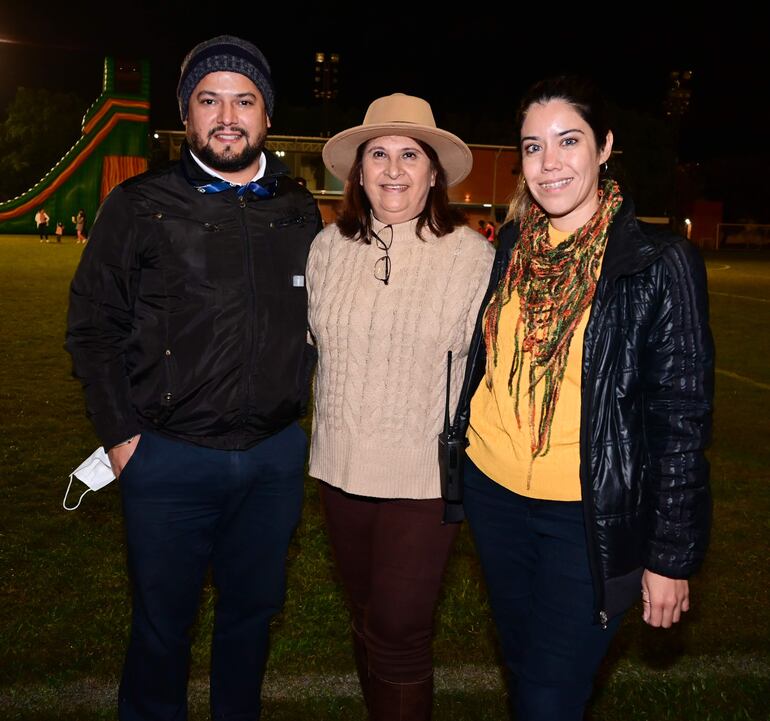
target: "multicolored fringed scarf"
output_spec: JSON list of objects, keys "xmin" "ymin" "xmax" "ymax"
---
[{"xmin": 484, "ymin": 179, "xmax": 623, "ymax": 460}]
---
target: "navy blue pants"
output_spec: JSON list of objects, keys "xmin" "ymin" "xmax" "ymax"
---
[
  {"xmin": 463, "ymin": 458, "xmax": 622, "ymax": 721},
  {"xmin": 117, "ymin": 424, "xmax": 306, "ymax": 721}
]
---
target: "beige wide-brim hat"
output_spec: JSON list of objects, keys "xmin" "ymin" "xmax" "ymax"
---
[{"xmin": 322, "ymin": 93, "xmax": 473, "ymax": 187}]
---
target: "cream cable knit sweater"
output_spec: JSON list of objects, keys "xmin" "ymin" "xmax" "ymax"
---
[{"xmin": 307, "ymin": 217, "xmax": 494, "ymax": 499}]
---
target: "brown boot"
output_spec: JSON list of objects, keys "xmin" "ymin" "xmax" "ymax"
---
[
  {"xmin": 352, "ymin": 623, "xmax": 371, "ymax": 711},
  {"xmin": 368, "ymin": 672, "xmax": 433, "ymax": 721}
]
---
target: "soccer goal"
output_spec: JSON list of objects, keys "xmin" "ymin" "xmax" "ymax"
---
[{"xmin": 716, "ymin": 223, "xmax": 770, "ymax": 250}]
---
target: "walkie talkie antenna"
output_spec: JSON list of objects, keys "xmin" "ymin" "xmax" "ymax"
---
[{"xmin": 444, "ymin": 351, "xmax": 452, "ymax": 433}]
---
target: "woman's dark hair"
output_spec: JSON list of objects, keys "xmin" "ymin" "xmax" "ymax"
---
[
  {"xmin": 517, "ymin": 75, "xmax": 610, "ymax": 151},
  {"xmin": 507, "ymin": 75, "xmax": 613, "ymax": 222},
  {"xmin": 336, "ymin": 138, "xmax": 465, "ymax": 242}
]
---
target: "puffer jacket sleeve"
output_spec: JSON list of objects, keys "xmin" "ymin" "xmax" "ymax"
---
[
  {"xmin": 641, "ymin": 239, "xmax": 714, "ymax": 578},
  {"xmin": 65, "ymin": 186, "xmax": 143, "ymax": 450}
]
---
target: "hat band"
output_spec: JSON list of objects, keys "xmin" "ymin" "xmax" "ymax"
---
[{"xmin": 366, "ymin": 120, "xmax": 430, "ymax": 127}]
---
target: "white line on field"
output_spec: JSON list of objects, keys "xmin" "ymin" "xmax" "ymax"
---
[
  {"xmin": 709, "ymin": 291, "xmax": 770, "ymax": 303},
  {"xmin": 716, "ymin": 369, "xmax": 770, "ymax": 391},
  {"xmin": 1, "ymin": 657, "xmax": 769, "ymax": 710}
]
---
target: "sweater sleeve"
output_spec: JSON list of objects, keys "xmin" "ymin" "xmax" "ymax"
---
[
  {"xmin": 642, "ymin": 239, "xmax": 714, "ymax": 578},
  {"xmin": 65, "ymin": 186, "xmax": 143, "ymax": 449},
  {"xmin": 305, "ymin": 224, "xmax": 337, "ymax": 345},
  {"xmin": 464, "ymin": 232, "xmax": 495, "ymax": 351}
]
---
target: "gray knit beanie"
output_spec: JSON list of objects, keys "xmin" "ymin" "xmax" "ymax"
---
[{"xmin": 177, "ymin": 35, "xmax": 274, "ymax": 121}]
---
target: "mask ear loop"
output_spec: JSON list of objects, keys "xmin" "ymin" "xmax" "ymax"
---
[{"xmin": 63, "ymin": 473, "xmax": 91, "ymax": 511}]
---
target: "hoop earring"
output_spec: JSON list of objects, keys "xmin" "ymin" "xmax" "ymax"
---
[{"xmin": 602, "ymin": 162, "xmax": 609, "ymax": 174}]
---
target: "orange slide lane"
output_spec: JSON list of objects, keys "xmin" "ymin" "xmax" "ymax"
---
[{"xmin": 0, "ymin": 112, "xmax": 148, "ymax": 221}]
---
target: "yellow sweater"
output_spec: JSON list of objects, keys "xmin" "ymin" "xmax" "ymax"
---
[{"xmin": 467, "ymin": 226, "xmax": 603, "ymax": 501}]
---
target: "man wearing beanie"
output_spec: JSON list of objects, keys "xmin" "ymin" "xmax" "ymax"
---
[{"xmin": 67, "ymin": 35, "xmax": 321, "ymax": 721}]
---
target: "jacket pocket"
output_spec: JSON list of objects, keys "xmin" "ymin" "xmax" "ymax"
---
[
  {"xmin": 270, "ymin": 214, "xmax": 310, "ymax": 230},
  {"xmin": 151, "ymin": 347, "xmax": 178, "ymax": 428}
]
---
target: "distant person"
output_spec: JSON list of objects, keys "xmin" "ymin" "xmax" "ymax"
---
[
  {"xmin": 35, "ymin": 208, "xmax": 50, "ymax": 242},
  {"xmin": 74, "ymin": 209, "xmax": 87, "ymax": 243},
  {"xmin": 308, "ymin": 93, "xmax": 494, "ymax": 718},
  {"xmin": 455, "ymin": 75, "xmax": 714, "ymax": 720},
  {"xmin": 485, "ymin": 220, "xmax": 496, "ymax": 242},
  {"xmin": 478, "ymin": 218, "xmax": 487, "ymax": 236},
  {"xmin": 66, "ymin": 35, "xmax": 320, "ymax": 720},
  {"xmin": 55, "ymin": 221, "xmax": 64, "ymax": 243}
]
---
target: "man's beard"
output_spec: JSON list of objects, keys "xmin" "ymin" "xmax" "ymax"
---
[{"xmin": 188, "ymin": 125, "xmax": 265, "ymax": 173}]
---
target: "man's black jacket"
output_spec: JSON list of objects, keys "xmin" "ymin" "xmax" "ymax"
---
[
  {"xmin": 66, "ymin": 147, "xmax": 322, "ymax": 451},
  {"xmin": 455, "ymin": 198, "xmax": 714, "ymax": 622}
]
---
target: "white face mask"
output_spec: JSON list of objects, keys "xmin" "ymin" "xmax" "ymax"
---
[{"xmin": 63, "ymin": 447, "xmax": 116, "ymax": 511}]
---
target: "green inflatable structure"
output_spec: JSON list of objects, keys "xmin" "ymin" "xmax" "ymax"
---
[{"xmin": 0, "ymin": 57, "xmax": 150, "ymax": 235}]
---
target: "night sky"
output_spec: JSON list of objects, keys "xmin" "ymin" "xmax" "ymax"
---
[{"xmin": 0, "ymin": 4, "xmax": 766, "ymax": 212}]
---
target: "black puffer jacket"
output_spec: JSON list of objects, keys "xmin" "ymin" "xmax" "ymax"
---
[
  {"xmin": 456, "ymin": 198, "xmax": 714, "ymax": 623},
  {"xmin": 67, "ymin": 147, "xmax": 321, "ymax": 451}
]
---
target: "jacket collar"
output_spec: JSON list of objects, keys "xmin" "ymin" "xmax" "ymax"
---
[
  {"xmin": 179, "ymin": 142, "xmax": 290, "ymax": 187},
  {"xmin": 599, "ymin": 196, "xmax": 667, "ymax": 281}
]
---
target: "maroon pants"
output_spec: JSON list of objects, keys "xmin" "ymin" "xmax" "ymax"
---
[{"xmin": 320, "ymin": 482, "xmax": 459, "ymax": 682}]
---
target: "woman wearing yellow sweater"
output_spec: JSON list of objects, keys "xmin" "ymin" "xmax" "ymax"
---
[{"xmin": 456, "ymin": 76, "xmax": 714, "ymax": 720}]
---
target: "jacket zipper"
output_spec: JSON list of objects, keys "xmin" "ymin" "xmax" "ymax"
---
[
  {"xmin": 269, "ymin": 214, "xmax": 307, "ymax": 230},
  {"xmin": 580, "ymin": 277, "xmax": 616, "ymax": 629},
  {"xmin": 239, "ymin": 195, "xmax": 256, "ymax": 425},
  {"xmin": 150, "ymin": 210, "xmax": 220, "ymax": 232}
]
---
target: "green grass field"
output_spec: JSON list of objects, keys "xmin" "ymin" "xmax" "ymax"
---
[{"xmin": 1, "ymin": 236, "xmax": 768, "ymax": 720}]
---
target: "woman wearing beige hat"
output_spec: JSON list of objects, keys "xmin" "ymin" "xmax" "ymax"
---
[{"xmin": 306, "ymin": 94, "xmax": 494, "ymax": 719}]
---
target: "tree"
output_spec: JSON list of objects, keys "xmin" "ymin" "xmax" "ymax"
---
[{"xmin": 0, "ymin": 87, "xmax": 86, "ymax": 201}]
